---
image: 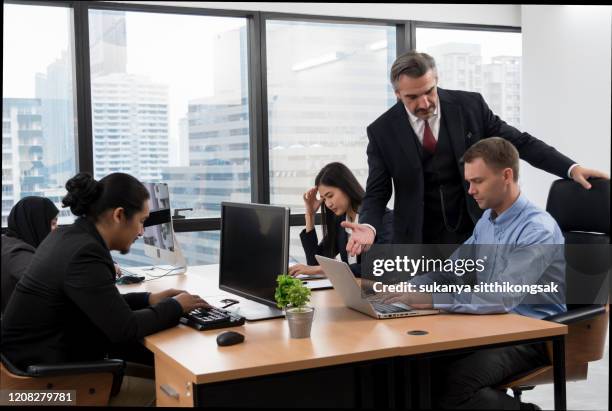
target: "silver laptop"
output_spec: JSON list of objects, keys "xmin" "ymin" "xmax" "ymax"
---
[{"xmin": 315, "ymin": 255, "xmax": 439, "ymax": 319}]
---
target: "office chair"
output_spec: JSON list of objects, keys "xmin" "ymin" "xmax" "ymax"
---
[
  {"xmin": 499, "ymin": 178, "xmax": 610, "ymax": 400},
  {"xmin": 0, "ymin": 318, "xmax": 125, "ymax": 406},
  {"xmin": 0, "ymin": 354, "xmax": 125, "ymax": 406}
]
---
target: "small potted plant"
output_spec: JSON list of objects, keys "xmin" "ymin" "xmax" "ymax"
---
[{"xmin": 275, "ymin": 274, "xmax": 314, "ymax": 338}]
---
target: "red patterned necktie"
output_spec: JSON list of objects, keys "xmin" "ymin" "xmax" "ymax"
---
[{"xmin": 423, "ymin": 119, "xmax": 437, "ymax": 153}]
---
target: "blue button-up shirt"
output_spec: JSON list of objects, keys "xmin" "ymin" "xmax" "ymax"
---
[{"xmin": 411, "ymin": 192, "xmax": 566, "ymax": 319}]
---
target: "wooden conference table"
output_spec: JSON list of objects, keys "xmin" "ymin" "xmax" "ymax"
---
[{"xmin": 117, "ymin": 264, "xmax": 568, "ymax": 409}]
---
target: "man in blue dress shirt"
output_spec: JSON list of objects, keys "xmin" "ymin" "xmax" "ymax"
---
[{"xmin": 381, "ymin": 137, "xmax": 566, "ymax": 410}]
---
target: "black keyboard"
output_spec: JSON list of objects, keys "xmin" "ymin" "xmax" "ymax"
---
[
  {"xmin": 371, "ymin": 302, "xmax": 410, "ymax": 314},
  {"xmin": 180, "ymin": 307, "xmax": 245, "ymax": 331}
]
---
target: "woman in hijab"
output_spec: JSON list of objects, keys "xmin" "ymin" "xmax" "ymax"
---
[{"xmin": 1, "ymin": 197, "xmax": 59, "ymax": 312}]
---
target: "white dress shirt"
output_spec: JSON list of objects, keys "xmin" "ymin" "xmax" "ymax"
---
[{"xmin": 405, "ymin": 103, "xmax": 441, "ymax": 145}]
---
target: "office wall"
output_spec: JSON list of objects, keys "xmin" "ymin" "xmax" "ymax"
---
[
  {"xmin": 520, "ymin": 5, "xmax": 612, "ymax": 207},
  {"xmin": 119, "ymin": 2, "xmax": 521, "ymax": 26}
]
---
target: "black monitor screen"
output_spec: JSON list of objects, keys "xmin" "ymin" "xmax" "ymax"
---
[{"xmin": 219, "ymin": 202, "xmax": 289, "ymax": 306}]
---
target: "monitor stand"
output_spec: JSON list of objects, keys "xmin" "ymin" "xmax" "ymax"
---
[{"xmin": 230, "ymin": 299, "xmax": 284, "ymax": 322}]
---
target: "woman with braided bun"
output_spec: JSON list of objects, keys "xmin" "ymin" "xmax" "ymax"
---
[{"xmin": 1, "ymin": 172, "xmax": 209, "ymax": 370}]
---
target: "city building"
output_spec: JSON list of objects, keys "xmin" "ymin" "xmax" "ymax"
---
[
  {"xmin": 91, "ymin": 73, "xmax": 170, "ymax": 182},
  {"xmin": 2, "ymin": 98, "xmax": 45, "ymax": 225}
]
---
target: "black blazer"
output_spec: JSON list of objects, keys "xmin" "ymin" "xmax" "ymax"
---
[
  {"xmin": 360, "ymin": 88, "xmax": 575, "ymax": 244},
  {"xmin": 1, "ymin": 235, "xmax": 35, "ymax": 313},
  {"xmin": 1, "ymin": 218, "xmax": 183, "ymax": 369},
  {"xmin": 300, "ymin": 209, "xmax": 393, "ymax": 276}
]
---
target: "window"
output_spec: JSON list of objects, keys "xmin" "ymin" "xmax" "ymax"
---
[
  {"xmin": 416, "ymin": 27, "xmax": 522, "ymax": 128},
  {"xmin": 111, "ymin": 231, "xmax": 221, "ymax": 268},
  {"xmin": 88, "ymin": 9, "xmax": 250, "ymax": 267},
  {"xmin": 89, "ymin": 9, "xmax": 250, "ymax": 218},
  {"xmin": 266, "ymin": 20, "xmax": 396, "ymax": 213},
  {"xmin": 289, "ymin": 225, "xmax": 324, "ymax": 264},
  {"xmin": 1, "ymin": 5, "xmax": 524, "ymax": 267},
  {"xmin": 175, "ymin": 231, "xmax": 221, "ymax": 266},
  {"xmin": 2, "ymin": 3, "xmax": 77, "ymax": 226}
]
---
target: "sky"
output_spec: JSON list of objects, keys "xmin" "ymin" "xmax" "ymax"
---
[{"xmin": 3, "ymin": 5, "xmax": 71, "ymax": 97}]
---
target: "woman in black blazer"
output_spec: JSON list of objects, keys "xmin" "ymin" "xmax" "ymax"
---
[
  {"xmin": 1, "ymin": 197, "xmax": 59, "ymax": 312},
  {"xmin": 289, "ymin": 162, "xmax": 392, "ymax": 278},
  {"xmin": 1, "ymin": 172, "xmax": 209, "ymax": 370}
]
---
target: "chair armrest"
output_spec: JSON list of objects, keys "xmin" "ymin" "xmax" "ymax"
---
[
  {"xmin": 26, "ymin": 359, "xmax": 125, "ymax": 377},
  {"xmin": 544, "ymin": 305, "xmax": 606, "ymax": 325}
]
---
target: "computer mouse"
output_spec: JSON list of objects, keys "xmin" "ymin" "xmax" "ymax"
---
[
  {"xmin": 216, "ymin": 331, "xmax": 245, "ymax": 347},
  {"xmin": 116, "ymin": 275, "xmax": 145, "ymax": 285}
]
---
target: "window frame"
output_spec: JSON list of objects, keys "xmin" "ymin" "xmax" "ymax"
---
[{"xmin": 2, "ymin": 0, "xmax": 521, "ymax": 234}]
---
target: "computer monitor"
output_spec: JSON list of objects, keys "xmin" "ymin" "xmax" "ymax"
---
[
  {"xmin": 219, "ymin": 202, "xmax": 289, "ymax": 319},
  {"xmin": 142, "ymin": 182, "xmax": 186, "ymax": 273}
]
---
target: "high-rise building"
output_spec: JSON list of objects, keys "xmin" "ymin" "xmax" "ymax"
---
[
  {"xmin": 91, "ymin": 73, "xmax": 170, "ymax": 182},
  {"xmin": 2, "ymin": 98, "xmax": 45, "ymax": 225},
  {"xmin": 423, "ymin": 42, "xmax": 521, "ymax": 128},
  {"xmin": 482, "ymin": 56, "xmax": 521, "ymax": 127},
  {"xmin": 427, "ymin": 42, "xmax": 483, "ymax": 93},
  {"xmin": 35, "ymin": 50, "xmax": 76, "ymax": 189},
  {"xmin": 158, "ymin": 96, "xmax": 251, "ymax": 266}
]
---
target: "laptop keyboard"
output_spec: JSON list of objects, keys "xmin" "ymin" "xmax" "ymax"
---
[{"xmin": 371, "ymin": 302, "xmax": 410, "ymax": 314}]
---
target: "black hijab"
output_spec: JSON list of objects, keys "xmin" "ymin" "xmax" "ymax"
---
[{"xmin": 5, "ymin": 197, "xmax": 59, "ymax": 248}]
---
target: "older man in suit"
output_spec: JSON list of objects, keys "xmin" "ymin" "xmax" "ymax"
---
[{"xmin": 343, "ymin": 51, "xmax": 607, "ymax": 254}]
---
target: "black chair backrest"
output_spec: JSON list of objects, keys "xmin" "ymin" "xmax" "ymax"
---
[
  {"xmin": 1, "ymin": 352, "xmax": 29, "ymax": 377},
  {"xmin": 546, "ymin": 178, "xmax": 610, "ymax": 309},
  {"xmin": 547, "ymin": 178, "xmax": 609, "ymax": 235}
]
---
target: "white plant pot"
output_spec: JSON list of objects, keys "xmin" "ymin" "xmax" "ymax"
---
[{"xmin": 285, "ymin": 307, "xmax": 315, "ymax": 338}]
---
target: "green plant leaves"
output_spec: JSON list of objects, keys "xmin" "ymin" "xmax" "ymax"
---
[{"xmin": 274, "ymin": 274, "xmax": 312, "ymax": 309}]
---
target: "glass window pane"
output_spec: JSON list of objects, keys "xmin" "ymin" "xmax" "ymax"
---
[
  {"xmin": 289, "ymin": 225, "xmax": 324, "ymax": 265},
  {"xmin": 117, "ymin": 227, "xmax": 322, "ymax": 270},
  {"xmin": 2, "ymin": 4, "xmax": 77, "ymax": 226},
  {"xmin": 416, "ymin": 28, "xmax": 522, "ymax": 128},
  {"xmin": 174, "ymin": 231, "xmax": 221, "ymax": 266},
  {"xmin": 266, "ymin": 20, "xmax": 397, "ymax": 214},
  {"xmin": 112, "ymin": 231, "xmax": 220, "ymax": 268},
  {"xmin": 89, "ymin": 10, "xmax": 250, "ymax": 220}
]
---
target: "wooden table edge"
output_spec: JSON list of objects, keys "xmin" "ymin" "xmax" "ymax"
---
[{"xmin": 145, "ymin": 321, "xmax": 567, "ymax": 385}]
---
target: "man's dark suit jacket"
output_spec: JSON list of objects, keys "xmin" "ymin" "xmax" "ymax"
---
[
  {"xmin": 1, "ymin": 217, "xmax": 183, "ymax": 369},
  {"xmin": 360, "ymin": 88, "xmax": 575, "ymax": 244},
  {"xmin": 300, "ymin": 209, "xmax": 393, "ymax": 276}
]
